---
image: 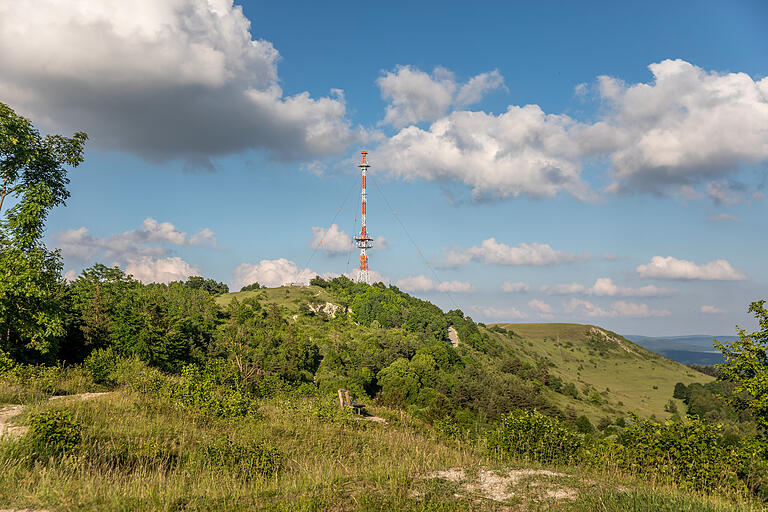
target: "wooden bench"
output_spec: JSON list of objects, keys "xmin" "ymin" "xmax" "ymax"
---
[{"xmin": 338, "ymin": 389, "xmax": 366, "ymax": 415}]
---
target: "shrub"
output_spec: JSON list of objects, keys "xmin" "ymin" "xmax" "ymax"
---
[
  {"xmin": 169, "ymin": 364, "xmax": 258, "ymax": 418},
  {"xmin": 313, "ymin": 394, "xmax": 354, "ymax": 424},
  {"xmin": 615, "ymin": 416, "xmax": 745, "ymax": 492},
  {"xmin": 203, "ymin": 438, "xmax": 281, "ymax": 478},
  {"xmin": 575, "ymin": 415, "xmax": 595, "ymax": 434},
  {"xmin": 117, "ymin": 359, "xmax": 258, "ymax": 418},
  {"xmin": 492, "ymin": 409, "xmax": 585, "ymax": 465},
  {"xmin": 28, "ymin": 409, "xmax": 83, "ymax": 457},
  {"xmin": 83, "ymin": 347, "xmax": 120, "ymax": 386}
]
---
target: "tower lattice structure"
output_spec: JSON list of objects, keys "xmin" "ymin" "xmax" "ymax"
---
[{"xmin": 353, "ymin": 151, "xmax": 373, "ymax": 284}]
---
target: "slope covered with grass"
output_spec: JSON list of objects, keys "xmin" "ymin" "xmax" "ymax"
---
[
  {"xmin": 487, "ymin": 323, "xmax": 714, "ymax": 421},
  {"xmin": 0, "ymin": 371, "xmax": 757, "ymax": 512}
]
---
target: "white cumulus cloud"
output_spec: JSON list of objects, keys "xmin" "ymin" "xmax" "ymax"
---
[
  {"xmin": 636, "ymin": 256, "xmax": 746, "ymax": 281},
  {"xmin": 232, "ymin": 258, "xmax": 317, "ymax": 289},
  {"xmin": 395, "ymin": 275, "xmax": 475, "ymax": 293},
  {"xmin": 501, "ymin": 281, "xmax": 530, "ymax": 292},
  {"xmin": 586, "ymin": 277, "xmax": 674, "ymax": 297},
  {"xmin": 701, "ymin": 305, "xmax": 725, "ymax": 314},
  {"xmin": 597, "ymin": 59, "xmax": 768, "ymax": 193},
  {"xmin": 377, "ymin": 66, "xmax": 505, "ymax": 128},
  {"xmin": 375, "ymin": 59, "xmax": 768, "ymax": 201},
  {"xmin": 442, "ymin": 239, "xmax": 582, "ymax": 268},
  {"xmin": 55, "ymin": 218, "xmax": 216, "ymax": 262},
  {"xmin": 565, "ymin": 298, "xmax": 670, "ymax": 318},
  {"xmin": 542, "ymin": 278, "xmax": 673, "ymax": 297},
  {"xmin": 125, "ymin": 256, "xmax": 200, "ymax": 284},
  {"xmin": 528, "ymin": 299, "xmax": 554, "ymax": 319},
  {"xmin": 0, "ymin": 0, "xmax": 356, "ymax": 165},
  {"xmin": 469, "ymin": 305, "xmax": 527, "ymax": 320},
  {"xmin": 376, "ymin": 106, "xmax": 594, "ymax": 200},
  {"xmin": 310, "ymin": 224, "xmax": 352, "ymax": 255}
]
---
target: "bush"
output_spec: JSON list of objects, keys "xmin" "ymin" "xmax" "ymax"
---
[
  {"xmin": 575, "ymin": 415, "xmax": 595, "ymax": 434},
  {"xmin": 117, "ymin": 359, "xmax": 259, "ymax": 418},
  {"xmin": 313, "ymin": 394, "xmax": 354, "ymax": 424},
  {"xmin": 169, "ymin": 364, "xmax": 259, "ymax": 418},
  {"xmin": 83, "ymin": 347, "xmax": 120, "ymax": 386},
  {"xmin": 203, "ymin": 438, "xmax": 281, "ymax": 478},
  {"xmin": 492, "ymin": 409, "xmax": 585, "ymax": 465},
  {"xmin": 615, "ymin": 416, "xmax": 746, "ymax": 492},
  {"xmin": 28, "ymin": 409, "xmax": 83, "ymax": 457},
  {"xmin": 0, "ymin": 363, "xmax": 96, "ymax": 400}
]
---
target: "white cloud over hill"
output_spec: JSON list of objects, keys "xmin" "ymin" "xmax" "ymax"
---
[
  {"xmin": 528, "ymin": 299, "xmax": 554, "ymax": 319},
  {"xmin": 233, "ymin": 258, "xmax": 317, "ymax": 289},
  {"xmin": 125, "ymin": 256, "xmax": 200, "ymax": 284},
  {"xmin": 442, "ymin": 239, "xmax": 582, "ymax": 267},
  {"xmin": 56, "ymin": 218, "xmax": 216, "ymax": 262},
  {"xmin": 565, "ymin": 299, "xmax": 670, "ymax": 318},
  {"xmin": 636, "ymin": 256, "xmax": 746, "ymax": 281},
  {"xmin": 395, "ymin": 275, "xmax": 475, "ymax": 293}
]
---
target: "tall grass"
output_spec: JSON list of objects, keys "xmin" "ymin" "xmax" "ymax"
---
[{"xmin": 0, "ymin": 362, "xmax": 763, "ymax": 511}]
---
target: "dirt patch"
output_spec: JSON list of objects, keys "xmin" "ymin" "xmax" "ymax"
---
[
  {"xmin": 589, "ymin": 326, "xmax": 636, "ymax": 355},
  {"xmin": 309, "ymin": 302, "xmax": 342, "ymax": 318},
  {"xmin": 0, "ymin": 392, "xmax": 112, "ymax": 439},
  {"xmin": 447, "ymin": 326, "xmax": 460, "ymax": 348},
  {"xmin": 359, "ymin": 415, "xmax": 387, "ymax": 424},
  {"xmin": 426, "ymin": 467, "xmax": 577, "ymax": 503},
  {"xmin": 0, "ymin": 509, "xmax": 51, "ymax": 512},
  {"xmin": 0, "ymin": 509, "xmax": 52, "ymax": 512},
  {"xmin": 0, "ymin": 404, "xmax": 26, "ymax": 438}
]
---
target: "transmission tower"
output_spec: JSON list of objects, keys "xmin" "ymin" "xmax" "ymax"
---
[{"xmin": 353, "ymin": 151, "xmax": 373, "ymax": 284}]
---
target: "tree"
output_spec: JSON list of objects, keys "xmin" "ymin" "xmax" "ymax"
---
[
  {"xmin": 715, "ymin": 300, "xmax": 768, "ymax": 428},
  {"xmin": 0, "ymin": 102, "xmax": 86, "ymax": 361}
]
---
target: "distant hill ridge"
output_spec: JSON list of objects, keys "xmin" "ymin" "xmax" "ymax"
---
[{"xmin": 625, "ymin": 334, "xmax": 735, "ymax": 365}]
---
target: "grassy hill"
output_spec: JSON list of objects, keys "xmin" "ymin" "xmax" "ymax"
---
[
  {"xmin": 0, "ymin": 277, "xmax": 760, "ymax": 511},
  {"xmin": 488, "ymin": 323, "xmax": 713, "ymax": 421},
  {"xmin": 215, "ymin": 283, "xmax": 712, "ymax": 424}
]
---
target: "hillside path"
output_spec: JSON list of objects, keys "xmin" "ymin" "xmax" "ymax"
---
[{"xmin": 0, "ymin": 392, "xmax": 111, "ymax": 439}]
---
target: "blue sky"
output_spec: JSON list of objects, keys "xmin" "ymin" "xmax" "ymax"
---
[{"xmin": 1, "ymin": 0, "xmax": 766, "ymax": 336}]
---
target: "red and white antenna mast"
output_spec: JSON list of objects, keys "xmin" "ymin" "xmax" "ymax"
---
[{"xmin": 353, "ymin": 151, "xmax": 373, "ymax": 284}]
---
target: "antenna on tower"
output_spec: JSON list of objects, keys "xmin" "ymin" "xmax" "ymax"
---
[{"xmin": 353, "ymin": 151, "xmax": 373, "ymax": 284}]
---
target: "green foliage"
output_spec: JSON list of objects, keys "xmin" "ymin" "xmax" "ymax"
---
[
  {"xmin": 69, "ymin": 265, "xmax": 218, "ymax": 371},
  {"xmin": 28, "ymin": 409, "xmax": 83, "ymax": 457},
  {"xmin": 83, "ymin": 347, "xmax": 120, "ymax": 386},
  {"xmin": 170, "ymin": 364, "xmax": 258, "ymax": 418},
  {"xmin": 203, "ymin": 437, "xmax": 282, "ymax": 478},
  {"xmin": 575, "ymin": 415, "xmax": 595, "ymax": 434},
  {"xmin": 492, "ymin": 409, "xmax": 585, "ymax": 465},
  {"xmin": 239, "ymin": 282, "xmax": 261, "ymax": 292},
  {"xmin": 1, "ymin": 362, "xmax": 96, "ymax": 401},
  {"xmin": 615, "ymin": 416, "xmax": 751, "ymax": 492},
  {"xmin": 180, "ymin": 276, "xmax": 229, "ymax": 295},
  {"xmin": 313, "ymin": 394, "xmax": 355, "ymax": 424},
  {"xmin": 0, "ymin": 102, "xmax": 86, "ymax": 362},
  {"xmin": 673, "ymin": 382, "xmax": 688, "ymax": 399},
  {"xmin": 119, "ymin": 358, "xmax": 259, "ymax": 418},
  {"xmin": 716, "ymin": 300, "xmax": 768, "ymax": 428}
]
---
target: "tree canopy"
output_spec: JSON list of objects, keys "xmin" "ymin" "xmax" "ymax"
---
[
  {"xmin": 716, "ymin": 300, "xmax": 768, "ymax": 428},
  {"xmin": 0, "ymin": 102, "xmax": 87, "ymax": 361}
]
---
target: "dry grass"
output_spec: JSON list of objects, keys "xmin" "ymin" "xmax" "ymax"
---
[{"xmin": 0, "ymin": 388, "xmax": 761, "ymax": 511}]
